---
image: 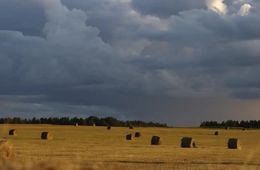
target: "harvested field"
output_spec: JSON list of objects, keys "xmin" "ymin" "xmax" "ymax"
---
[{"xmin": 1, "ymin": 124, "xmax": 260, "ymax": 170}]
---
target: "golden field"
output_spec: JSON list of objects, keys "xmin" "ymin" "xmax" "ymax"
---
[{"xmin": 1, "ymin": 124, "xmax": 260, "ymax": 170}]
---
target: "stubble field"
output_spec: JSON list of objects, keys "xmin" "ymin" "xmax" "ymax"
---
[{"xmin": 1, "ymin": 124, "xmax": 260, "ymax": 170}]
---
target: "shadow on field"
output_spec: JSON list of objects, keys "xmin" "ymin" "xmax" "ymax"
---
[
  {"xmin": 190, "ymin": 161, "xmax": 260, "ymax": 166},
  {"xmin": 117, "ymin": 160, "xmax": 165, "ymax": 164}
]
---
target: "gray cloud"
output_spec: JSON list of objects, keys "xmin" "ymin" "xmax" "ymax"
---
[
  {"xmin": 0, "ymin": 0, "xmax": 46, "ymax": 36},
  {"xmin": 0, "ymin": 0, "xmax": 260, "ymax": 125},
  {"xmin": 131, "ymin": 0, "xmax": 207, "ymax": 17}
]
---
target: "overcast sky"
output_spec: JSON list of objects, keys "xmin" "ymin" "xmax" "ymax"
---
[{"xmin": 0, "ymin": 0, "xmax": 260, "ymax": 126}]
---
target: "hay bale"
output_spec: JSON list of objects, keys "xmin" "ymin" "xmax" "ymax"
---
[
  {"xmin": 181, "ymin": 137, "xmax": 196, "ymax": 148},
  {"xmin": 135, "ymin": 132, "xmax": 141, "ymax": 138},
  {"xmin": 93, "ymin": 123, "xmax": 96, "ymax": 127},
  {"xmin": 0, "ymin": 140, "xmax": 15, "ymax": 160},
  {"xmin": 9, "ymin": 129, "xmax": 17, "ymax": 136},
  {"xmin": 126, "ymin": 134, "xmax": 132, "ymax": 140},
  {"xmin": 41, "ymin": 132, "xmax": 53, "ymax": 140},
  {"xmin": 228, "ymin": 138, "xmax": 241, "ymax": 149},
  {"xmin": 129, "ymin": 126, "xmax": 133, "ymax": 129},
  {"xmin": 151, "ymin": 136, "xmax": 161, "ymax": 145},
  {"xmin": 74, "ymin": 123, "xmax": 78, "ymax": 127},
  {"xmin": 107, "ymin": 126, "xmax": 111, "ymax": 130},
  {"xmin": 214, "ymin": 131, "xmax": 219, "ymax": 136}
]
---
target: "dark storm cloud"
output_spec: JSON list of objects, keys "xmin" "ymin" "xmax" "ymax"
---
[
  {"xmin": 131, "ymin": 0, "xmax": 207, "ymax": 17},
  {"xmin": 61, "ymin": 0, "xmax": 137, "ymax": 42},
  {"xmin": 1, "ymin": 0, "xmax": 260, "ymax": 125},
  {"xmin": 0, "ymin": 0, "xmax": 46, "ymax": 36}
]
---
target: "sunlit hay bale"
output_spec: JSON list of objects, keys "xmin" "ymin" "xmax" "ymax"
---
[
  {"xmin": 228, "ymin": 138, "xmax": 241, "ymax": 149},
  {"xmin": 214, "ymin": 131, "xmax": 219, "ymax": 136},
  {"xmin": 93, "ymin": 123, "xmax": 96, "ymax": 127},
  {"xmin": 129, "ymin": 126, "xmax": 133, "ymax": 129},
  {"xmin": 75, "ymin": 123, "xmax": 79, "ymax": 127},
  {"xmin": 9, "ymin": 129, "xmax": 17, "ymax": 136},
  {"xmin": 181, "ymin": 137, "xmax": 196, "ymax": 148},
  {"xmin": 41, "ymin": 132, "xmax": 53, "ymax": 140},
  {"xmin": 107, "ymin": 126, "xmax": 111, "ymax": 130},
  {"xmin": 135, "ymin": 132, "xmax": 141, "ymax": 138},
  {"xmin": 225, "ymin": 127, "xmax": 230, "ymax": 130},
  {"xmin": 0, "ymin": 140, "xmax": 15, "ymax": 160},
  {"xmin": 151, "ymin": 136, "xmax": 161, "ymax": 145},
  {"xmin": 126, "ymin": 134, "xmax": 132, "ymax": 140}
]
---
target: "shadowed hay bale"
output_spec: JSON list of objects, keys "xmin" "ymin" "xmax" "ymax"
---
[
  {"xmin": 151, "ymin": 136, "xmax": 161, "ymax": 145},
  {"xmin": 9, "ymin": 129, "xmax": 17, "ymax": 136},
  {"xmin": 214, "ymin": 131, "xmax": 219, "ymax": 136},
  {"xmin": 129, "ymin": 126, "xmax": 133, "ymax": 129},
  {"xmin": 107, "ymin": 126, "xmax": 111, "ymax": 130},
  {"xmin": 228, "ymin": 138, "xmax": 241, "ymax": 149},
  {"xmin": 181, "ymin": 137, "xmax": 196, "ymax": 148},
  {"xmin": 126, "ymin": 134, "xmax": 132, "ymax": 140},
  {"xmin": 41, "ymin": 132, "xmax": 53, "ymax": 140},
  {"xmin": 0, "ymin": 140, "xmax": 15, "ymax": 160},
  {"xmin": 135, "ymin": 132, "xmax": 141, "ymax": 138}
]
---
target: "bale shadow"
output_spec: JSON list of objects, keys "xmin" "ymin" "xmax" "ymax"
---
[
  {"xmin": 190, "ymin": 161, "xmax": 260, "ymax": 166},
  {"xmin": 117, "ymin": 160, "xmax": 165, "ymax": 165}
]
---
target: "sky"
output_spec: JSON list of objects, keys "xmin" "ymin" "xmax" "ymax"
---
[{"xmin": 0, "ymin": 0, "xmax": 260, "ymax": 126}]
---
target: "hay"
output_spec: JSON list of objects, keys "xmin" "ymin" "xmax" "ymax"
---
[
  {"xmin": 181, "ymin": 137, "xmax": 196, "ymax": 148},
  {"xmin": 126, "ymin": 134, "xmax": 132, "ymax": 140},
  {"xmin": 151, "ymin": 136, "xmax": 161, "ymax": 145},
  {"xmin": 9, "ymin": 129, "xmax": 17, "ymax": 136},
  {"xmin": 135, "ymin": 132, "xmax": 141, "ymax": 138},
  {"xmin": 107, "ymin": 126, "xmax": 111, "ymax": 130},
  {"xmin": 41, "ymin": 132, "xmax": 53, "ymax": 140},
  {"xmin": 0, "ymin": 140, "xmax": 15, "ymax": 160},
  {"xmin": 228, "ymin": 138, "xmax": 241, "ymax": 149},
  {"xmin": 214, "ymin": 131, "xmax": 219, "ymax": 136}
]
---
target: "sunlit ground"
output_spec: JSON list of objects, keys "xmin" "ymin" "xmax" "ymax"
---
[{"xmin": 1, "ymin": 124, "xmax": 260, "ymax": 169}]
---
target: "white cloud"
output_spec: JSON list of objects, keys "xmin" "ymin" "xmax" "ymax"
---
[
  {"xmin": 238, "ymin": 3, "xmax": 252, "ymax": 16},
  {"xmin": 206, "ymin": 0, "xmax": 228, "ymax": 15}
]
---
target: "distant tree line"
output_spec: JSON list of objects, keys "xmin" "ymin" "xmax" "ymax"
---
[
  {"xmin": 0, "ymin": 116, "xmax": 168, "ymax": 127},
  {"xmin": 200, "ymin": 120, "xmax": 260, "ymax": 129}
]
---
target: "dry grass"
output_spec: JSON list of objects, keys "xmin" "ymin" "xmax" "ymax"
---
[
  {"xmin": 0, "ymin": 140, "xmax": 15, "ymax": 161},
  {"xmin": 1, "ymin": 124, "xmax": 260, "ymax": 169}
]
